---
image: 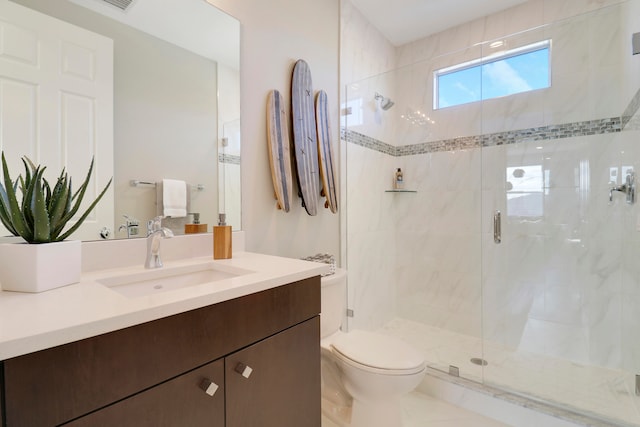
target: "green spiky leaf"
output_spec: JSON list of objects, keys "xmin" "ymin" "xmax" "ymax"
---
[
  {"xmin": 0, "ymin": 152, "xmax": 111, "ymax": 243},
  {"xmin": 1, "ymin": 153, "xmax": 30, "ymax": 241},
  {"xmin": 57, "ymin": 177, "xmax": 112, "ymax": 241},
  {"xmin": 31, "ymin": 167, "xmax": 51, "ymax": 243}
]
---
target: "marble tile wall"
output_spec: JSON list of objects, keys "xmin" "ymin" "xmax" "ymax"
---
[
  {"xmin": 341, "ymin": 0, "xmax": 400, "ymax": 332},
  {"xmin": 342, "ymin": 0, "xmax": 640, "ymax": 389},
  {"xmin": 394, "ymin": 149, "xmax": 483, "ymax": 337},
  {"xmin": 390, "ymin": 3, "xmax": 628, "ymax": 149},
  {"xmin": 480, "ymin": 130, "xmax": 640, "ymax": 371},
  {"xmin": 346, "ymin": 143, "xmax": 397, "ymax": 330},
  {"xmin": 395, "ymin": 0, "xmax": 625, "ymax": 69},
  {"xmin": 340, "ymin": 0, "xmax": 396, "ymax": 87}
]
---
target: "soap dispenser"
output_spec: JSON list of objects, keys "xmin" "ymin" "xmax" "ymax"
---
[
  {"xmin": 185, "ymin": 212, "xmax": 207, "ymax": 234},
  {"xmin": 394, "ymin": 168, "xmax": 404, "ymax": 190},
  {"xmin": 213, "ymin": 213, "xmax": 232, "ymax": 259}
]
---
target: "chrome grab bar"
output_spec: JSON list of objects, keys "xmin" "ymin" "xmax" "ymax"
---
[{"xmin": 494, "ymin": 210, "xmax": 501, "ymax": 244}]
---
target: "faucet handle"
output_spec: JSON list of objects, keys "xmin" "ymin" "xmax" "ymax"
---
[
  {"xmin": 609, "ymin": 171, "xmax": 635, "ymax": 204},
  {"xmin": 147, "ymin": 216, "xmax": 162, "ymax": 235}
]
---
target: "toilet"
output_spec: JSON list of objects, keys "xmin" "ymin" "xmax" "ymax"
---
[{"xmin": 320, "ymin": 268, "xmax": 426, "ymax": 427}]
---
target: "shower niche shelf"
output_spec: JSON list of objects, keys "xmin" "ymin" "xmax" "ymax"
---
[{"xmin": 385, "ymin": 189, "xmax": 417, "ymax": 193}]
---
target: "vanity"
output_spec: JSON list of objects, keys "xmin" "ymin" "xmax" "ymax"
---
[{"xmin": 0, "ymin": 235, "xmax": 325, "ymax": 427}]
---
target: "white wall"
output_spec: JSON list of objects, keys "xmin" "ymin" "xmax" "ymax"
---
[{"xmin": 207, "ymin": 0, "xmax": 341, "ymax": 259}]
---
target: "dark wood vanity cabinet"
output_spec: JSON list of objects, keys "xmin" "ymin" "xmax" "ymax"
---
[
  {"xmin": 66, "ymin": 359, "xmax": 226, "ymax": 427},
  {"xmin": 0, "ymin": 276, "xmax": 321, "ymax": 427}
]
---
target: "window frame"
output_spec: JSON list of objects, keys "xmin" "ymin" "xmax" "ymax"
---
[{"xmin": 433, "ymin": 39, "xmax": 552, "ymax": 110}]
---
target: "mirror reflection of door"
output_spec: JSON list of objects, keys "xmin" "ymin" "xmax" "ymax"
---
[
  {"xmin": 5, "ymin": 0, "xmax": 242, "ymax": 237},
  {"xmin": 0, "ymin": 1, "xmax": 114, "ymax": 241}
]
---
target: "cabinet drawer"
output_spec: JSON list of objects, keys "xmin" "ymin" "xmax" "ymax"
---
[
  {"xmin": 64, "ymin": 359, "xmax": 224, "ymax": 427},
  {"xmin": 2, "ymin": 276, "xmax": 320, "ymax": 426}
]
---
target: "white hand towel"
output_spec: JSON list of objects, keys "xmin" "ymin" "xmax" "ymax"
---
[{"xmin": 161, "ymin": 179, "xmax": 187, "ymax": 217}]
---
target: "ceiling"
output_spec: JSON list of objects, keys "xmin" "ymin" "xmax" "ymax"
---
[{"xmin": 349, "ymin": 0, "xmax": 528, "ymax": 46}]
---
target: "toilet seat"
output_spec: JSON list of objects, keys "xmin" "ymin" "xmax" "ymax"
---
[{"xmin": 331, "ymin": 330, "xmax": 425, "ymax": 375}]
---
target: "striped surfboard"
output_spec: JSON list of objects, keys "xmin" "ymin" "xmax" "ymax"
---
[
  {"xmin": 291, "ymin": 59, "xmax": 320, "ymax": 216},
  {"xmin": 315, "ymin": 90, "xmax": 338, "ymax": 213},
  {"xmin": 266, "ymin": 89, "xmax": 293, "ymax": 212}
]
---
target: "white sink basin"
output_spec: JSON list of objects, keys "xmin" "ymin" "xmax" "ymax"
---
[{"xmin": 97, "ymin": 262, "xmax": 252, "ymax": 298}]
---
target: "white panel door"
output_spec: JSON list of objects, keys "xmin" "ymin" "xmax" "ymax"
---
[{"xmin": 0, "ymin": 0, "xmax": 114, "ymax": 241}]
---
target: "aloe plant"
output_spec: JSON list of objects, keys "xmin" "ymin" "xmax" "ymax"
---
[{"xmin": 0, "ymin": 153, "xmax": 112, "ymax": 243}]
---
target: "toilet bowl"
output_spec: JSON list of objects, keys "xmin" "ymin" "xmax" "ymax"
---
[{"xmin": 320, "ymin": 269, "xmax": 426, "ymax": 427}]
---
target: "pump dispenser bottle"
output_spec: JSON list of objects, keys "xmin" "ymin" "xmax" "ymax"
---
[
  {"xmin": 185, "ymin": 212, "xmax": 207, "ymax": 234},
  {"xmin": 213, "ymin": 213, "xmax": 232, "ymax": 259},
  {"xmin": 394, "ymin": 168, "xmax": 404, "ymax": 190}
]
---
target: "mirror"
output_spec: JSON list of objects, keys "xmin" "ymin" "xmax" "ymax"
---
[{"xmin": 3, "ymin": 0, "xmax": 241, "ymax": 239}]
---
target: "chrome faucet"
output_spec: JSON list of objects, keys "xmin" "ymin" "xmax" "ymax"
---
[
  {"xmin": 145, "ymin": 216, "xmax": 174, "ymax": 269},
  {"xmin": 118, "ymin": 214, "xmax": 140, "ymax": 239}
]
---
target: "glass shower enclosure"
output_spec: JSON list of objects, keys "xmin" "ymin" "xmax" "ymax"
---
[{"xmin": 343, "ymin": 1, "xmax": 640, "ymax": 425}]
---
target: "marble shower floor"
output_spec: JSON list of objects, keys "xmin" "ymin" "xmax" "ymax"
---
[
  {"xmin": 321, "ymin": 390, "xmax": 511, "ymax": 427},
  {"xmin": 377, "ymin": 318, "xmax": 640, "ymax": 427}
]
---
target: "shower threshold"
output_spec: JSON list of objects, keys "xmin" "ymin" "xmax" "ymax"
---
[
  {"xmin": 424, "ymin": 367, "xmax": 632, "ymax": 427},
  {"xmin": 377, "ymin": 318, "xmax": 640, "ymax": 427}
]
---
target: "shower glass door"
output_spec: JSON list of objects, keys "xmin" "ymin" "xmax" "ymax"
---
[
  {"xmin": 343, "ymin": 44, "xmax": 486, "ymax": 383},
  {"xmin": 480, "ymin": 2, "xmax": 640, "ymax": 424},
  {"xmin": 343, "ymin": 1, "xmax": 640, "ymax": 424}
]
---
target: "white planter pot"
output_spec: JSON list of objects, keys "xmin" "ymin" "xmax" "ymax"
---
[{"xmin": 0, "ymin": 240, "xmax": 81, "ymax": 293}]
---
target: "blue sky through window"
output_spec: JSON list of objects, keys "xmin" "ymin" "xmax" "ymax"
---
[{"xmin": 436, "ymin": 41, "xmax": 550, "ymax": 109}]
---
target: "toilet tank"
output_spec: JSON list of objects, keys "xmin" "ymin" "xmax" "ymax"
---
[{"xmin": 320, "ymin": 268, "xmax": 347, "ymax": 338}]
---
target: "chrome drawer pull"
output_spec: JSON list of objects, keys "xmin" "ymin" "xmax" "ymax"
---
[
  {"xmin": 199, "ymin": 379, "xmax": 219, "ymax": 397},
  {"xmin": 235, "ymin": 362, "xmax": 253, "ymax": 378}
]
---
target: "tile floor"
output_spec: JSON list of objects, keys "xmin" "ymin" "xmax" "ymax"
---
[
  {"xmin": 377, "ymin": 318, "xmax": 640, "ymax": 426},
  {"xmin": 321, "ymin": 390, "xmax": 510, "ymax": 427}
]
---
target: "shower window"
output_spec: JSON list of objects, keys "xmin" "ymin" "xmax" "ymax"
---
[{"xmin": 434, "ymin": 40, "xmax": 551, "ymax": 109}]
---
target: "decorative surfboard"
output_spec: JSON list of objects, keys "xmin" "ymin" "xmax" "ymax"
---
[
  {"xmin": 315, "ymin": 90, "xmax": 338, "ymax": 213},
  {"xmin": 266, "ymin": 89, "xmax": 294, "ymax": 212},
  {"xmin": 291, "ymin": 59, "xmax": 320, "ymax": 216}
]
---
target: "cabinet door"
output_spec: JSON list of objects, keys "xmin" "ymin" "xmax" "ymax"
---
[
  {"xmin": 226, "ymin": 317, "xmax": 321, "ymax": 427},
  {"xmin": 64, "ymin": 360, "xmax": 224, "ymax": 427}
]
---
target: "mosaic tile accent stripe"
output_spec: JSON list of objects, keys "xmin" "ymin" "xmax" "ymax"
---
[
  {"xmin": 218, "ymin": 153, "xmax": 241, "ymax": 165},
  {"xmin": 343, "ymin": 116, "xmax": 623, "ymax": 157},
  {"xmin": 340, "ymin": 128, "xmax": 396, "ymax": 155},
  {"xmin": 343, "ymin": 87, "xmax": 640, "ymax": 156},
  {"xmin": 622, "ymin": 87, "xmax": 640, "ymax": 130}
]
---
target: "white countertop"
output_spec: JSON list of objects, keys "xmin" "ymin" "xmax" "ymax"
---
[{"xmin": 0, "ymin": 251, "xmax": 328, "ymax": 360}]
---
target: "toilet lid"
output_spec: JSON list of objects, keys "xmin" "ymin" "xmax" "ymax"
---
[{"xmin": 330, "ymin": 330, "xmax": 425, "ymax": 372}]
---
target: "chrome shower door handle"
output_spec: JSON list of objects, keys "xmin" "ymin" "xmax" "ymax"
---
[
  {"xmin": 494, "ymin": 210, "xmax": 501, "ymax": 244},
  {"xmin": 626, "ymin": 171, "xmax": 635, "ymax": 204}
]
